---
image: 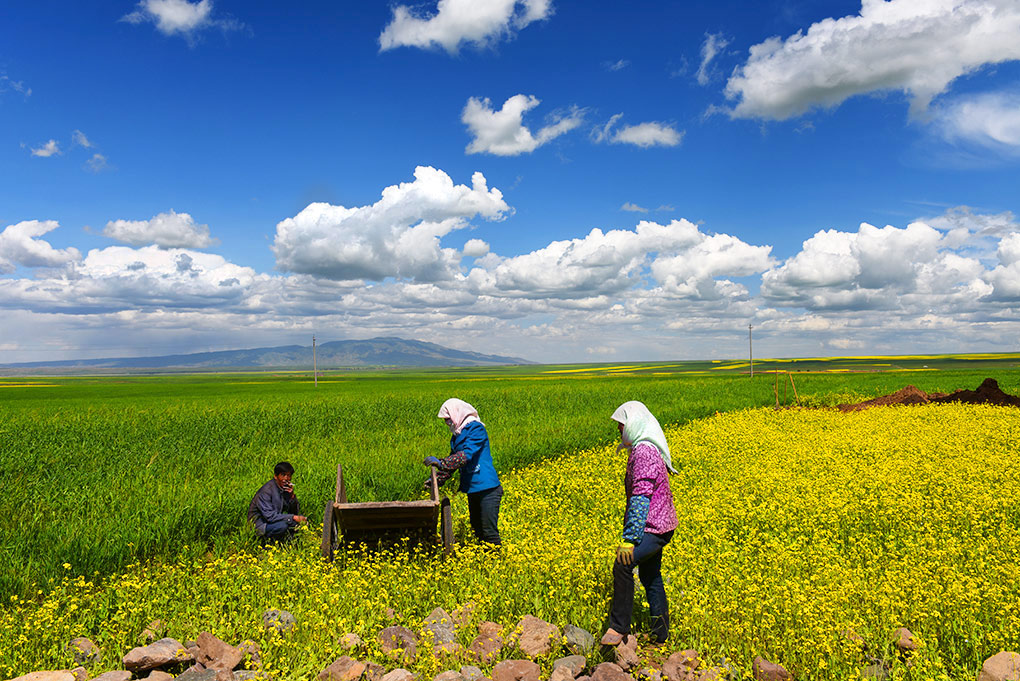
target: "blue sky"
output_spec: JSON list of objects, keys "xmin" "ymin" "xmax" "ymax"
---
[{"xmin": 2, "ymin": 0, "xmax": 1019, "ymax": 363}]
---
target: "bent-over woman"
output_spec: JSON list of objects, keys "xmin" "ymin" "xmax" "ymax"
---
[
  {"xmin": 424, "ymin": 398, "xmax": 502, "ymax": 545},
  {"xmin": 602, "ymin": 400, "xmax": 678, "ymax": 646}
]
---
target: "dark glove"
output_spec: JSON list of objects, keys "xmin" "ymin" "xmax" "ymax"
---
[{"xmin": 423, "ymin": 456, "xmax": 441, "ymax": 467}]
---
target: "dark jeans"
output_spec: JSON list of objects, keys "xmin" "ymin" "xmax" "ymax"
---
[
  {"xmin": 467, "ymin": 485, "xmax": 502, "ymax": 545},
  {"xmin": 608, "ymin": 530, "xmax": 673, "ymax": 642},
  {"xmin": 259, "ymin": 519, "xmax": 294, "ymax": 547}
]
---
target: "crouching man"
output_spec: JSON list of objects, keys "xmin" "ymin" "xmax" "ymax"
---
[{"xmin": 248, "ymin": 461, "xmax": 307, "ymax": 545}]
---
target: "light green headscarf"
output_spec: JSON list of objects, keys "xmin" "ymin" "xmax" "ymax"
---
[{"xmin": 611, "ymin": 400, "xmax": 677, "ymax": 474}]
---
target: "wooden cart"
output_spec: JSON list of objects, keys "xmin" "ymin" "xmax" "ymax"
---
[{"xmin": 320, "ymin": 464, "xmax": 453, "ymax": 561}]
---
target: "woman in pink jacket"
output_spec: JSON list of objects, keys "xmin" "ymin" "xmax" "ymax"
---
[{"xmin": 601, "ymin": 401, "xmax": 678, "ymax": 646}]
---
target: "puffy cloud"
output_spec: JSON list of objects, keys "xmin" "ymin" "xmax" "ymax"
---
[
  {"xmin": 592, "ymin": 114, "xmax": 683, "ymax": 148},
  {"xmin": 463, "ymin": 95, "xmax": 583, "ymax": 156},
  {"xmin": 462, "ymin": 239, "xmax": 490, "ymax": 257},
  {"xmin": 651, "ymin": 234, "xmax": 774, "ymax": 299},
  {"xmin": 0, "ymin": 220, "xmax": 81, "ymax": 274},
  {"xmin": 935, "ymin": 91, "xmax": 1020, "ymax": 152},
  {"xmin": 272, "ymin": 166, "xmax": 510, "ymax": 282},
  {"xmin": 379, "ymin": 0, "xmax": 553, "ymax": 53},
  {"xmin": 725, "ymin": 0, "xmax": 1020, "ymax": 120},
  {"xmin": 30, "ymin": 140, "xmax": 61, "ymax": 157},
  {"xmin": 122, "ymin": 0, "xmax": 244, "ymax": 42},
  {"xmin": 998, "ymin": 233, "xmax": 1020, "ymax": 266},
  {"xmin": 103, "ymin": 210, "xmax": 216, "ymax": 249},
  {"xmin": 696, "ymin": 32, "xmax": 730, "ymax": 86}
]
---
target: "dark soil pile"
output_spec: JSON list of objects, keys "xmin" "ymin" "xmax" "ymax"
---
[{"xmin": 838, "ymin": 378, "xmax": 1020, "ymax": 412}]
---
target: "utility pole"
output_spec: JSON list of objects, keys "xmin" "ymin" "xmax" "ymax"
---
[
  {"xmin": 313, "ymin": 334, "xmax": 317, "ymax": 388},
  {"xmin": 749, "ymin": 324, "xmax": 753, "ymax": 378}
]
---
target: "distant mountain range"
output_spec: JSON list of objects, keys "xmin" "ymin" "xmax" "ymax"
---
[{"xmin": 1, "ymin": 337, "xmax": 533, "ymax": 369}]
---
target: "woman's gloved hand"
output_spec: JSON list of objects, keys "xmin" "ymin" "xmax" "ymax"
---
[
  {"xmin": 616, "ymin": 542, "xmax": 635, "ymax": 565},
  {"xmin": 423, "ymin": 456, "xmax": 441, "ymax": 467}
]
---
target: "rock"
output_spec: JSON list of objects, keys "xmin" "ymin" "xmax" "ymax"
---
[
  {"xmin": 67, "ymin": 637, "xmax": 101, "ymax": 668},
  {"xmin": 196, "ymin": 631, "xmax": 244, "ymax": 671},
  {"xmin": 590, "ymin": 663, "xmax": 630, "ymax": 681},
  {"xmin": 514, "ymin": 616, "xmax": 560, "ymax": 657},
  {"xmin": 452, "ymin": 602, "xmax": 477, "ymax": 629},
  {"xmin": 175, "ymin": 669, "xmax": 219, "ymax": 681},
  {"xmin": 553, "ymin": 656, "xmax": 587, "ymax": 678},
  {"xmin": 93, "ymin": 672, "xmax": 133, "ymax": 681},
  {"xmin": 752, "ymin": 656, "xmax": 792, "ymax": 681},
  {"xmin": 491, "ymin": 660, "xmax": 540, "ymax": 681},
  {"xmin": 613, "ymin": 637, "xmax": 639, "ymax": 672},
  {"xmin": 141, "ymin": 620, "xmax": 165, "ymax": 645},
  {"xmin": 239, "ymin": 640, "xmax": 262, "ymax": 669},
  {"xmin": 148, "ymin": 672, "xmax": 175, "ymax": 681},
  {"xmin": 339, "ymin": 634, "xmax": 364, "ymax": 651},
  {"xmin": 635, "ymin": 668, "xmax": 662, "ymax": 681},
  {"xmin": 563, "ymin": 626, "xmax": 595, "ymax": 657},
  {"xmin": 124, "ymin": 638, "xmax": 195, "ymax": 672},
  {"xmin": 70, "ymin": 667, "xmax": 87, "ymax": 681},
  {"xmin": 662, "ymin": 650, "xmax": 701, "ymax": 681},
  {"xmin": 380, "ymin": 670, "xmax": 417, "ymax": 681},
  {"xmin": 10, "ymin": 673, "xmax": 76, "ymax": 681},
  {"xmin": 318, "ymin": 656, "xmax": 367, "ymax": 681},
  {"xmin": 469, "ymin": 624, "xmax": 504, "ymax": 665},
  {"xmin": 425, "ymin": 607, "xmax": 458, "ymax": 645},
  {"xmin": 262, "ymin": 609, "xmax": 296, "ymax": 634},
  {"xmin": 363, "ymin": 662, "xmax": 386, "ymax": 681},
  {"xmin": 434, "ymin": 642, "xmax": 464, "ymax": 658},
  {"xmin": 550, "ymin": 668, "xmax": 574, "ymax": 681},
  {"xmin": 891, "ymin": 628, "xmax": 917, "ymax": 653},
  {"xmin": 978, "ymin": 652, "xmax": 1020, "ymax": 681},
  {"xmin": 385, "ymin": 608, "xmax": 402, "ymax": 621},
  {"xmin": 234, "ymin": 672, "xmax": 264, "ymax": 681},
  {"xmin": 434, "ymin": 672, "xmax": 465, "ymax": 681},
  {"xmin": 696, "ymin": 670, "xmax": 721, "ymax": 681},
  {"xmin": 379, "ymin": 626, "xmax": 418, "ymax": 664},
  {"xmin": 460, "ymin": 666, "xmax": 485, "ymax": 681}
]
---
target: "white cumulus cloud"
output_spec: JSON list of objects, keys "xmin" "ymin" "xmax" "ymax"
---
[
  {"xmin": 463, "ymin": 95, "xmax": 583, "ymax": 156},
  {"xmin": 272, "ymin": 166, "xmax": 510, "ymax": 282},
  {"xmin": 725, "ymin": 0, "xmax": 1020, "ymax": 120},
  {"xmin": 379, "ymin": 0, "xmax": 553, "ymax": 53},
  {"xmin": 122, "ymin": 0, "xmax": 244, "ymax": 42},
  {"xmin": 30, "ymin": 140, "xmax": 61, "ymax": 157},
  {"xmin": 103, "ymin": 210, "xmax": 217, "ymax": 249},
  {"xmin": 0, "ymin": 220, "xmax": 82, "ymax": 274}
]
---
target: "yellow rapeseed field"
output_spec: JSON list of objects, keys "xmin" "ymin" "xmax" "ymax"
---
[{"xmin": 2, "ymin": 404, "xmax": 1018, "ymax": 680}]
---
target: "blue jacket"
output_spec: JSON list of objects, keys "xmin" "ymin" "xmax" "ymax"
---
[{"xmin": 451, "ymin": 421, "xmax": 500, "ymax": 493}]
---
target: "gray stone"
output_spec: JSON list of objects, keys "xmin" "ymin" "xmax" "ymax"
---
[
  {"xmin": 124, "ymin": 638, "xmax": 195, "ymax": 672},
  {"xmin": 148, "ymin": 672, "xmax": 175, "ymax": 681},
  {"xmin": 196, "ymin": 631, "xmax": 244, "ymax": 671},
  {"xmin": 459, "ymin": 666, "xmax": 485, "ymax": 681},
  {"xmin": 563, "ymin": 626, "xmax": 595, "ymax": 657},
  {"xmin": 514, "ymin": 616, "xmax": 560, "ymax": 657},
  {"xmin": 379, "ymin": 626, "xmax": 418, "ymax": 664},
  {"xmin": 491, "ymin": 660, "xmax": 540, "ymax": 681},
  {"xmin": 68, "ymin": 637, "xmax": 101, "ymax": 668},
  {"xmin": 318, "ymin": 656, "xmax": 367, "ymax": 681},
  {"xmin": 174, "ymin": 669, "xmax": 218, "ymax": 681},
  {"xmin": 262, "ymin": 609, "xmax": 296, "ymax": 634},
  {"xmin": 233, "ymin": 673, "xmax": 265, "ymax": 681},
  {"xmin": 752, "ymin": 656, "xmax": 792, "ymax": 681},
  {"xmin": 425, "ymin": 608, "xmax": 458, "ymax": 645},
  {"xmin": 93, "ymin": 672, "xmax": 133, "ymax": 681},
  {"xmin": 553, "ymin": 656, "xmax": 587, "ymax": 678},
  {"xmin": 978, "ymin": 652, "xmax": 1020, "ymax": 681}
]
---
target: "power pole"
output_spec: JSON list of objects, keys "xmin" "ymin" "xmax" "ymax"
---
[
  {"xmin": 749, "ymin": 324, "xmax": 754, "ymax": 378},
  {"xmin": 313, "ymin": 334, "xmax": 318, "ymax": 388}
]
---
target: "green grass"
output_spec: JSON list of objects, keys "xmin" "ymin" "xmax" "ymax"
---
[{"xmin": 1, "ymin": 364, "xmax": 1017, "ymax": 601}]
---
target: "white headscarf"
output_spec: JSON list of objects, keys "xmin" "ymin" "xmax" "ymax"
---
[
  {"xmin": 611, "ymin": 400, "xmax": 676, "ymax": 473},
  {"xmin": 437, "ymin": 398, "xmax": 483, "ymax": 435}
]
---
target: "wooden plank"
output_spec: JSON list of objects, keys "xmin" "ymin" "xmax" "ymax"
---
[{"xmin": 336, "ymin": 500, "xmax": 437, "ymax": 511}]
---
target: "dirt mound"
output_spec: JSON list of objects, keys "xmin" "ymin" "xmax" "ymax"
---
[{"xmin": 838, "ymin": 378, "xmax": 1019, "ymax": 412}]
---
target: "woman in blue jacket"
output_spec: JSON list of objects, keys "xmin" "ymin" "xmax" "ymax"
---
[{"xmin": 424, "ymin": 398, "xmax": 502, "ymax": 545}]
